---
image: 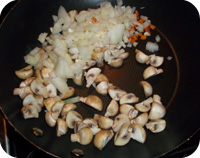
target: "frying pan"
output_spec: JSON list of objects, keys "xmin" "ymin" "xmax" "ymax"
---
[{"xmin": 0, "ymin": 0, "xmax": 199, "ymax": 157}]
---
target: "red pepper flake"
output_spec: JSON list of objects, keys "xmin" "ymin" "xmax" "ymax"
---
[{"xmin": 92, "ymin": 17, "xmax": 97, "ymax": 23}]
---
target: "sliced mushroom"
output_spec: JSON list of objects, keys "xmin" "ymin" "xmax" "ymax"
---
[
  {"xmin": 95, "ymin": 81, "xmax": 109, "ymax": 95},
  {"xmin": 71, "ymin": 127, "xmax": 93, "ymax": 145},
  {"xmin": 129, "ymin": 124, "xmax": 146, "ymax": 143},
  {"xmin": 105, "ymin": 99, "xmax": 119, "ymax": 117},
  {"xmin": 119, "ymin": 52, "xmax": 129, "ymax": 59},
  {"xmin": 146, "ymin": 119, "xmax": 166, "ymax": 133},
  {"xmin": 23, "ymin": 94, "xmax": 42, "ymax": 112},
  {"xmin": 114, "ymin": 123, "xmax": 131, "ymax": 146},
  {"xmin": 91, "ymin": 51, "xmax": 104, "ymax": 67},
  {"xmin": 109, "ymin": 57, "xmax": 123, "ymax": 67},
  {"xmin": 143, "ymin": 66, "xmax": 163, "ymax": 80},
  {"xmin": 60, "ymin": 87, "xmax": 75, "ymax": 99},
  {"xmin": 93, "ymin": 130, "xmax": 114, "ymax": 150},
  {"xmin": 66, "ymin": 111, "xmax": 83, "ymax": 129},
  {"xmin": 153, "ymin": 94, "xmax": 162, "ymax": 104},
  {"xmin": 46, "ymin": 83, "xmax": 57, "ymax": 98},
  {"xmin": 15, "ymin": 65, "xmax": 33, "ymax": 79},
  {"xmin": 108, "ymin": 86, "xmax": 127, "ymax": 101},
  {"xmin": 51, "ymin": 100, "xmax": 65, "ymax": 118},
  {"xmin": 21, "ymin": 105, "xmax": 39, "ymax": 119},
  {"xmin": 30, "ymin": 78, "xmax": 49, "ymax": 98},
  {"xmin": 119, "ymin": 104, "xmax": 138, "ymax": 119},
  {"xmin": 79, "ymin": 95, "xmax": 103, "ymax": 111},
  {"xmin": 19, "ymin": 77, "xmax": 35, "ymax": 87},
  {"xmin": 61, "ymin": 103, "xmax": 77, "ymax": 118},
  {"xmin": 83, "ymin": 118, "xmax": 101, "ymax": 135},
  {"xmin": 112, "ymin": 114, "xmax": 130, "ymax": 132},
  {"xmin": 44, "ymin": 97, "xmax": 60, "ymax": 112},
  {"xmin": 73, "ymin": 71, "xmax": 83, "ymax": 86},
  {"xmin": 57, "ymin": 118, "xmax": 68, "ymax": 137},
  {"xmin": 135, "ymin": 97, "xmax": 153, "ymax": 112},
  {"xmin": 119, "ymin": 93, "xmax": 139, "ymax": 105},
  {"xmin": 41, "ymin": 67, "xmax": 53, "ymax": 79},
  {"xmin": 94, "ymin": 114, "xmax": 113, "ymax": 129},
  {"xmin": 135, "ymin": 49, "xmax": 150, "ymax": 64},
  {"xmin": 85, "ymin": 67, "xmax": 101, "ymax": 88},
  {"xmin": 131, "ymin": 112, "xmax": 149, "ymax": 127},
  {"xmin": 35, "ymin": 95, "xmax": 44, "ymax": 109},
  {"xmin": 140, "ymin": 81, "xmax": 153, "ymax": 97},
  {"xmin": 149, "ymin": 54, "xmax": 164, "ymax": 67},
  {"xmin": 94, "ymin": 74, "xmax": 109, "ymax": 83},
  {"xmin": 148, "ymin": 102, "xmax": 166, "ymax": 120},
  {"xmin": 45, "ymin": 111, "xmax": 57, "ymax": 127},
  {"xmin": 13, "ymin": 87, "xmax": 33, "ymax": 99},
  {"xmin": 74, "ymin": 121, "xmax": 89, "ymax": 134}
]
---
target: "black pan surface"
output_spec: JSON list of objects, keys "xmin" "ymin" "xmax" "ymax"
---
[{"xmin": 0, "ymin": 0, "xmax": 200, "ymax": 158}]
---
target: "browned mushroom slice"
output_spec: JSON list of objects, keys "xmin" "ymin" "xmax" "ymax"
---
[
  {"xmin": 135, "ymin": 97, "xmax": 153, "ymax": 112},
  {"xmin": 119, "ymin": 93, "xmax": 139, "ymax": 105},
  {"xmin": 91, "ymin": 51, "xmax": 104, "ymax": 67},
  {"xmin": 13, "ymin": 87, "xmax": 33, "ymax": 99},
  {"xmin": 45, "ymin": 111, "xmax": 57, "ymax": 127},
  {"xmin": 61, "ymin": 103, "xmax": 77, "ymax": 118},
  {"xmin": 112, "ymin": 114, "xmax": 130, "ymax": 132},
  {"xmin": 85, "ymin": 67, "xmax": 101, "ymax": 88},
  {"xmin": 129, "ymin": 124, "xmax": 146, "ymax": 143},
  {"xmin": 57, "ymin": 118, "xmax": 68, "ymax": 137},
  {"xmin": 108, "ymin": 86, "xmax": 127, "ymax": 101},
  {"xmin": 146, "ymin": 119, "xmax": 166, "ymax": 133},
  {"xmin": 94, "ymin": 114, "xmax": 113, "ymax": 129},
  {"xmin": 135, "ymin": 49, "xmax": 150, "ymax": 64},
  {"xmin": 94, "ymin": 74, "xmax": 109, "ymax": 83},
  {"xmin": 21, "ymin": 105, "xmax": 39, "ymax": 119},
  {"xmin": 66, "ymin": 111, "xmax": 83, "ymax": 129},
  {"xmin": 148, "ymin": 101, "xmax": 166, "ymax": 120},
  {"xmin": 23, "ymin": 94, "xmax": 42, "ymax": 112},
  {"xmin": 83, "ymin": 118, "xmax": 101, "ymax": 135},
  {"xmin": 93, "ymin": 130, "xmax": 114, "ymax": 150},
  {"xmin": 79, "ymin": 95, "xmax": 103, "ymax": 111},
  {"xmin": 15, "ymin": 65, "xmax": 33, "ymax": 79},
  {"xmin": 105, "ymin": 99, "xmax": 119, "ymax": 117},
  {"xmin": 114, "ymin": 123, "xmax": 131, "ymax": 146},
  {"xmin": 140, "ymin": 81, "xmax": 153, "ymax": 97},
  {"xmin": 143, "ymin": 66, "xmax": 163, "ymax": 80},
  {"xmin": 131, "ymin": 112, "xmax": 149, "ymax": 127}
]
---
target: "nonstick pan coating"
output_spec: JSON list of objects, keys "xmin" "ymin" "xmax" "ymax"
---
[{"xmin": 0, "ymin": 0, "xmax": 199, "ymax": 158}]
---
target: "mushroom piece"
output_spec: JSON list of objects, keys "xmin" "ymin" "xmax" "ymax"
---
[
  {"xmin": 13, "ymin": 87, "xmax": 33, "ymax": 99},
  {"xmin": 51, "ymin": 100, "xmax": 65, "ymax": 119},
  {"xmin": 35, "ymin": 95, "xmax": 44, "ymax": 109},
  {"xmin": 60, "ymin": 87, "xmax": 75, "ymax": 99},
  {"xmin": 105, "ymin": 99, "xmax": 119, "ymax": 117},
  {"xmin": 56, "ymin": 118, "xmax": 68, "ymax": 137},
  {"xmin": 140, "ymin": 81, "xmax": 153, "ymax": 97},
  {"xmin": 66, "ymin": 110, "xmax": 83, "ymax": 129},
  {"xmin": 129, "ymin": 124, "xmax": 146, "ymax": 143},
  {"xmin": 135, "ymin": 97, "xmax": 153, "ymax": 112},
  {"xmin": 109, "ymin": 57, "xmax": 123, "ymax": 67},
  {"xmin": 85, "ymin": 67, "xmax": 101, "ymax": 88},
  {"xmin": 149, "ymin": 54, "xmax": 164, "ymax": 67},
  {"xmin": 15, "ymin": 65, "xmax": 34, "ymax": 79},
  {"xmin": 91, "ymin": 51, "xmax": 104, "ymax": 67},
  {"xmin": 114, "ymin": 123, "xmax": 131, "ymax": 146},
  {"xmin": 74, "ymin": 121, "xmax": 89, "ymax": 133},
  {"xmin": 119, "ymin": 52, "xmax": 129, "ymax": 59},
  {"xmin": 21, "ymin": 105, "xmax": 39, "ymax": 119},
  {"xmin": 108, "ymin": 86, "xmax": 127, "ymax": 101},
  {"xmin": 43, "ymin": 96, "xmax": 61, "ymax": 111},
  {"xmin": 46, "ymin": 83, "xmax": 57, "ymax": 98},
  {"xmin": 94, "ymin": 114, "xmax": 114, "ymax": 129},
  {"xmin": 23, "ymin": 94, "xmax": 42, "ymax": 112},
  {"xmin": 71, "ymin": 127, "xmax": 93, "ymax": 145},
  {"xmin": 149, "ymin": 102, "xmax": 166, "ymax": 120},
  {"xmin": 83, "ymin": 118, "xmax": 101, "ymax": 135},
  {"xmin": 95, "ymin": 81, "xmax": 109, "ymax": 95},
  {"xmin": 61, "ymin": 103, "xmax": 77, "ymax": 118},
  {"xmin": 45, "ymin": 111, "xmax": 57, "ymax": 127},
  {"xmin": 73, "ymin": 71, "xmax": 83, "ymax": 86},
  {"xmin": 135, "ymin": 49, "xmax": 150, "ymax": 64},
  {"xmin": 146, "ymin": 119, "xmax": 166, "ymax": 133},
  {"xmin": 112, "ymin": 114, "xmax": 131, "ymax": 132},
  {"xmin": 79, "ymin": 95, "xmax": 103, "ymax": 111},
  {"xmin": 94, "ymin": 74, "xmax": 109, "ymax": 83},
  {"xmin": 119, "ymin": 104, "xmax": 138, "ymax": 119},
  {"xmin": 143, "ymin": 66, "xmax": 163, "ymax": 80},
  {"xmin": 93, "ymin": 130, "xmax": 114, "ymax": 150},
  {"xmin": 131, "ymin": 112, "xmax": 149, "ymax": 127},
  {"xmin": 119, "ymin": 93, "xmax": 139, "ymax": 105},
  {"xmin": 30, "ymin": 79, "xmax": 49, "ymax": 98},
  {"xmin": 19, "ymin": 77, "xmax": 35, "ymax": 87},
  {"xmin": 153, "ymin": 94, "xmax": 162, "ymax": 104}
]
